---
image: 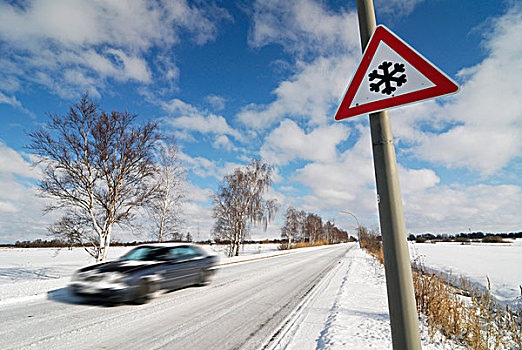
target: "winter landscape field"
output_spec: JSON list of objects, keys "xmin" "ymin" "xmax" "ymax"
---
[
  {"xmin": 410, "ymin": 239, "xmax": 522, "ymax": 307},
  {"xmin": 2, "ymin": 241, "xmax": 520, "ymax": 349}
]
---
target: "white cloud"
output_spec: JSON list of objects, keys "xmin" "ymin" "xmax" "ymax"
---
[
  {"xmin": 294, "ymin": 126, "xmax": 376, "ymax": 212},
  {"xmin": 182, "ymin": 182, "xmax": 213, "ymax": 204},
  {"xmin": 0, "ymin": 92, "xmax": 35, "ymax": 118},
  {"xmin": 0, "ymin": 0, "xmax": 229, "ymax": 97},
  {"xmin": 0, "ymin": 92, "xmax": 22, "ymax": 109},
  {"xmin": 249, "ymin": 0, "xmax": 359, "ymax": 57},
  {"xmin": 105, "ymin": 49, "xmax": 152, "ymax": 83},
  {"xmin": 0, "ymin": 144, "xmax": 55, "ymax": 242},
  {"xmin": 237, "ymin": 56, "xmax": 358, "ymax": 128},
  {"xmin": 261, "ymin": 119, "xmax": 350, "ymax": 165},
  {"xmin": 391, "ymin": 7, "xmax": 522, "ymax": 175},
  {"xmin": 0, "ymin": 142, "xmax": 39, "ymax": 179},
  {"xmin": 0, "ymin": 200, "xmax": 19, "ymax": 213},
  {"xmin": 205, "ymin": 94, "xmax": 226, "ymax": 111},
  {"xmin": 374, "ymin": 0, "xmax": 425, "ymax": 17},
  {"xmin": 178, "ymin": 150, "xmax": 241, "ymax": 180},
  {"xmin": 238, "ymin": 0, "xmax": 362, "ymax": 130},
  {"xmin": 213, "ymin": 135, "xmax": 236, "ymax": 152},
  {"xmin": 162, "ymin": 99, "xmax": 244, "ymax": 142},
  {"xmin": 179, "ymin": 201, "xmax": 214, "ymax": 241},
  {"xmin": 398, "ymin": 166, "xmax": 440, "ymax": 195},
  {"xmin": 402, "ymin": 184, "xmax": 522, "ymax": 234}
]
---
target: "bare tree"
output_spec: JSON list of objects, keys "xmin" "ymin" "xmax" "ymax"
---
[
  {"xmin": 147, "ymin": 137, "xmax": 186, "ymax": 242},
  {"xmin": 324, "ymin": 220, "xmax": 335, "ymax": 244},
  {"xmin": 303, "ymin": 213, "xmax": 323, "ymax": 244},
  {"xmin": 281, "ymin": 206, "xmax": 299, "ymax": 249},
  {"xmin": 296, "ymin": 209, "xmax": 307, "ymax": 242},
  {"xmin": 28, "ymin": 95, "xmax": 160, "ymax": 262},
  {"xmin": 212, "ymin": 159, "xmax": 278, "ymax": 257},
  {"xmin": 358, "ymin": 226, "xmax": 381, "ymax": 251}
]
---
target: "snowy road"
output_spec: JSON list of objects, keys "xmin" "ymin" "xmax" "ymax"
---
[{"xmin": 1, "ymin": 244, "xmax": 353, "ymax": 350}]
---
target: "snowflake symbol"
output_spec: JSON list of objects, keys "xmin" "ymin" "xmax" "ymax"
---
[{"xmin": 368, "ymin": 61, "xmax": 407, "ymax": 95}]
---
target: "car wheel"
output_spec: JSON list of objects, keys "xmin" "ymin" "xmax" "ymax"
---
[
  {"xmin": 197, "ymin": 269, "xmax": 211, "ymax": 286},
  {"xmin": 133, "ymin": 280, "xmax": 153, "ymax": 304}
]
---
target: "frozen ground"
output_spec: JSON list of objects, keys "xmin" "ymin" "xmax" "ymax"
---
[{"xmin": 409, "ymin": 239, "xmax": 522, "ymax": 306}]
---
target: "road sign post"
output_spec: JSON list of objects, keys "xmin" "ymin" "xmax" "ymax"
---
[{"xmin": 356, "ymin": 0, "xmax": 422, "ymax": 349}]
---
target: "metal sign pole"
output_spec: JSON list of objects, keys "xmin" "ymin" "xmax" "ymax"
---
[{"xmin": 356, "ymin": 0, "xmax": 422, "ymax": 349}]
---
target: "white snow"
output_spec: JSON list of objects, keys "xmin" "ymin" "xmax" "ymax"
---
[
  {"xmin": 268, "ymin": 245, "xmax": 456, "ymax": 349},
  {"xmin": 3, "ymin": 242, "xmax": 508, "ymax": 349},
  {"xmin": 0, "ymin": 243, "xmax": 297, "ymax": 304},
  {"xmin": 409, "ymin": 239, "xmax": 522, "ymax": 306}
]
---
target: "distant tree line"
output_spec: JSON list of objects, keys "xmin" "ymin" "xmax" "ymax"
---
[
  {"xmin": 279, "ymin": 206, "xmax": 355, "ymax": 249},
  {"xmin": 3, "ymin": 237, "xmax": 290, "ymax": 248},
  {"xmin": 409, "ymin": 231, "xmax": 522, "ymax": 243}
]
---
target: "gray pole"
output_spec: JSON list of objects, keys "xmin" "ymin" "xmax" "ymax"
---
[{"xmin": 356, "ymin": 0, "xmax": 422, "ymax": 349}]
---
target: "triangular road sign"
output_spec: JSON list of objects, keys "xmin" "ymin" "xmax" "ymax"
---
[{"xmin": 335, "ymin": 25, "xmax": 459, "ymax": 121}]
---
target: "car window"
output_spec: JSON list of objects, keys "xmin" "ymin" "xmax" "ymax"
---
[
  {"xmin": 169, "ymin": 246, "xmax": 200, "ymax": 258},
  {"xmin": 120, "ymin": 246, "xmax": 152, "ymax": 261},
  {"xmin": 121, "ymin": 246, "xmax": 171, "ymax": 261}
]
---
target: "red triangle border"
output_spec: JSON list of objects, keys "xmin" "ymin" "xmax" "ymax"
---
[{"xmin": 335, "ymin": 25, "xmax": 459, "ymax": 121}]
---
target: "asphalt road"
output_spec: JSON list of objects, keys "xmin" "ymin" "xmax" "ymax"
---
[{"xmin": 1, "ymin": 244, "xmax": 353, "ymax": 350}]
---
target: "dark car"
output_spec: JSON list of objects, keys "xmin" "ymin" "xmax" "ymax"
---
[{"xmin": 69, "ymin": 243, "xmax": 218, "ymax": 304}]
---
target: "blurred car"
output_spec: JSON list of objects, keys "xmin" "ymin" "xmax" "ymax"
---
[{"xmin": 69, "ymin": 243, "xmax": 218, "ymax": 304}]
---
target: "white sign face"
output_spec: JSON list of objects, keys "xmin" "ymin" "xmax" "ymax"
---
[
  {"xmin": 334, "ymin": 25, "xmax": 459, "ymax": 121},
  {"xmin": 350, "ymin": 41, "xmax": 435, "ymax": 108}
]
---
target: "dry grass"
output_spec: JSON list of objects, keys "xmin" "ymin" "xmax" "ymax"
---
[
  {"xmin": 290, "ymin": 239, "xmax": 330, "ymax": 249},
  {"xmin": 412, "ymin": 264, "xmax": 521, "ymax": 349},
  {"xmin": 360, "ymin": 231, "xmax": 521, "ymax": 349},
  {"xmin": 278, "ymin": 239, "xmax": 338, "ymax": 250}
]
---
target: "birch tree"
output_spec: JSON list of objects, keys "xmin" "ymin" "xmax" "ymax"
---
[
  {"xmin": 147, "ymin": 138, "xmax": 186, "ymax": 242},
  {"xmin": 212, "ymin": 159, "xmax": 278, "ymax": 257},
  {"xmin": 281, "ymin": 206, "xmax": 299, "ymax": 249},
  {"xmin": 303, "ymin": 213, "xmax": 323, "ymax": 244},
  {"xmin": 324, "ymin": 220, "xmax": 335, "ymax": 243},
  {"xmin": 28, "ymin": 95, "xmax": 160, "ymax": 262}
]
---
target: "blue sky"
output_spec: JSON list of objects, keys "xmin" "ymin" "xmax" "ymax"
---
[{"xmin": 0, "ymin": 0, "xmax": 521, "ymax": 243}]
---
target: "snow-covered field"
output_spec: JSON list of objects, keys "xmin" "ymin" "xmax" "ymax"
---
[
  {"xmin": 409, "ymin": 239, "xmax": 522, "ymax": 306},
  {"xmin": 0, "ymin": 243, "xmax": 283, "ymax": 304}
]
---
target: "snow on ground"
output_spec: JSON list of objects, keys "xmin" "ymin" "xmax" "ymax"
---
[
  {"xmin": 1, "ymin": 243, "xmax": 470, "ymax": 349},
  {"xmin": 270, "ymin": 245, "xmax": 457, "ymax": 350},
  {"xmin": 409, "ymin": 239, "xmax": 522, "ymax": 306},
  {"xmin": 0, "ymin": 243, "xmax": 285, "ymax": 304}
]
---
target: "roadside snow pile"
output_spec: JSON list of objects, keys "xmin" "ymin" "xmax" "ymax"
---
[
  {"xmin": 409, "ymin": 239, "xmax": 522, "ymax": 306},
  {"xmin": 272, "ymin": 245, "xmax": 458, "ymax": 349}
]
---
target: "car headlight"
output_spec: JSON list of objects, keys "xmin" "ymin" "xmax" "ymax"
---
[{"xmin": 103, "ymin": 272, "xmax": 127, "ymax": 283}]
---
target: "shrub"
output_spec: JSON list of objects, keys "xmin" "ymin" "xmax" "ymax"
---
[
  {"xmin": 482, "ymin": 235, "xmax": 505, "ymax": 243},
  {"xmin": 412, "ymin": 265, "xmax": 521, "ymax": 349},
  {"xmin": 416, "ymin": 236, "xmax": 427, "ymax": 243}
]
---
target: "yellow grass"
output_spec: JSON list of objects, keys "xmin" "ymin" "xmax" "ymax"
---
[{"xmin": 361, "ymin": 234, "xmax": 521, "ymax": 349}]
